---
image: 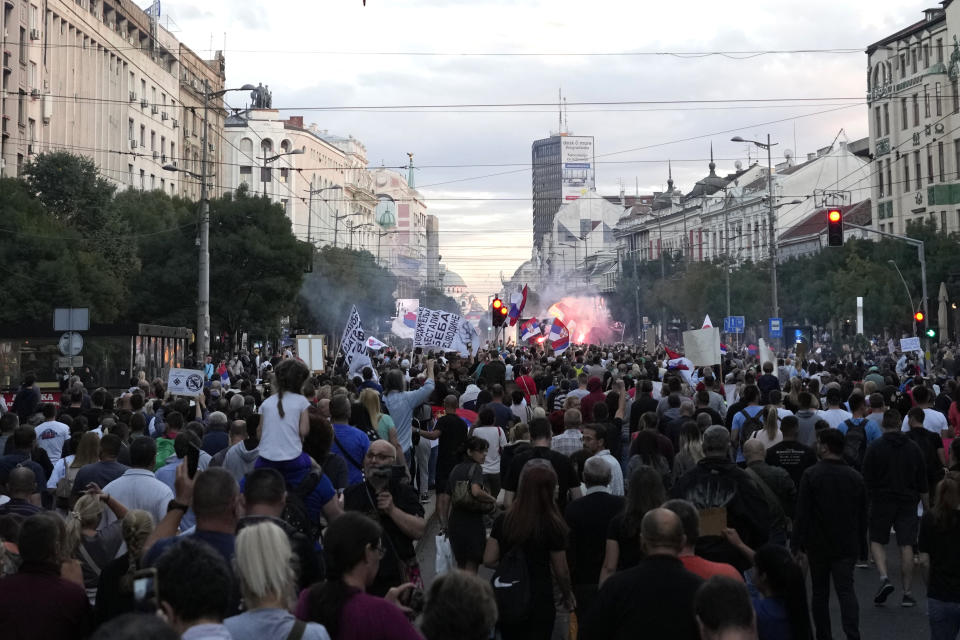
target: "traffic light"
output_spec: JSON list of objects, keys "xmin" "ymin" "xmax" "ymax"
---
[
  {"xmin": 827, "ymin": 208, "xmax": 843, "ymax": 247},
  {"xmin": 926, "ymin": 327, "xmax": 937, "ymax": 339},
  {"xmin": 491, "ymin": 297, "xmax": 508, "ymax": 327},
  {"xmin": 915, "ymin": 310, "xmax": 925, "ymax": 323}
]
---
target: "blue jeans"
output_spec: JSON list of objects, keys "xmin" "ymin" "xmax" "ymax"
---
[{"xmin": 930, "ymin": 598, "xmax": 960, "ymax": 640}]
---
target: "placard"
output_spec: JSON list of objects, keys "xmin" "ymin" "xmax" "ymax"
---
[
  {"xmin": 167, "ymin": 368, "xmax": 205, "ymax": 396},
  {"xmin": 900, "ymin": 337, "xmax": 922, "ymax": 353},
  {"xmin": 296, "ymin": 335, "xmax": 326, "ymax": 373}
]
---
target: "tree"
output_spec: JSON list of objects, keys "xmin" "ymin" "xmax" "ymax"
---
[
  {"xmin": 299, "ymin": 245, "xmax": 396, "ymax": 337},
  {"xmin": 418, "ymin": 287, "xmax": 460, "ymax": 314}
]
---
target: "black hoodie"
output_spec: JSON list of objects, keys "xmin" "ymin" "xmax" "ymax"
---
[{"xmin": 861, "ymin": 431, "xmax": 929, "ymax": 503}]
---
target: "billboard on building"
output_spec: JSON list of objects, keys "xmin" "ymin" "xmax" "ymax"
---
[{"xmin": 561, "ymin": 136, "xmax": 595, "ymax": 201}]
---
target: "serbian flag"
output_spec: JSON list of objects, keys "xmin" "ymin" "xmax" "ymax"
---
[
  {"xmin": 664, "ymin": 346, "xmax": 683, "ymax": 361},
  {"xmin": 402, "ymin": 311, "xmax": 417, "ymax": 328},
  {"xmin": 508, "ymin": 285, "xmax": 528, "ymax": 326},
  {"xmin": 549, "ymin": 317, "xmax": 570, "ymax": 353},
  {"xmin": 365, "ymin": 336, "xmax": 388, "ymax": 351},
  {"xmin": 519, "ymin": 317, "xmax": 541, "ymax": 342},
  {"xmin": 720, "ymin": 343, "xmax": 728, "ymax": 355}
]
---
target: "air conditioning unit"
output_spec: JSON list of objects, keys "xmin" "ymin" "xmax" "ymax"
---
[
  {"xmin": 29, "ymin": 88, "xmax": 39, "ymax": 97},
  {"xmin": 208, "ymin": 142, "xmax": 215, "ymax": 152},
  {"xmin": 161, "ymin": 111, "xmax": 168, "ymax": 120},
  {"xmin": 151, "ymin": 105, "xmax": 158, "ymax": 114},
  {"xmin": 129, "ymin": 91, "xmax": 136, "ymax": 102},
  {"xmin": 171, "ymin": 118, "xmax": 178, "ymax": 129},
  {"xmin": 140, "ymin": 98, "xmax": 148, "ymax": 109},
  {"xmin": 29, "ymin": 29, "xmax": 40, "ymax": 40},
  {"xmin": 129, "ymin": 139, "xmax": 137, "ymax": 149},
  {"xmin": 152, "ymin": 151, "xmax": 159, "ymax": 159}
]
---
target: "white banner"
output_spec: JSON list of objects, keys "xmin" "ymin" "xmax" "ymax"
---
[
  {"xmin": 295, "ymin": 335, "xmax": 325, "ymax": 373},
  {"xmin": 167, "ymin": 368, "xmax": 205, "ymax": 396},
  {"xmin": 414, "ymin": 308, "xmax": 480, "ymax": 356},
  {"xmin": 341, "ymin": 306, "xmax": 372, "ymax": 376},
  {"xmin": 682, "ymin": 327, "xmax": 721, "ymax": 366},
  {"xmin": 758, "ymin": 338, "xmax": 776, "ymax": 369},
  {"xmin": 900, "ymin": 337, "xmax": 922, "ymax": 353},
  {"xmin": 365, "ymin": 336, "xmax": 388, "ymax": 351}
]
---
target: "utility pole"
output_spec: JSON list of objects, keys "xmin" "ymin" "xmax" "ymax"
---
[
  {"xmin": 197, "ymin": 79, "xmax": 211, "ymax": 364},
  {"xmin": 766, "ymin": 133, "xmax": 779, "ymax": 321}
]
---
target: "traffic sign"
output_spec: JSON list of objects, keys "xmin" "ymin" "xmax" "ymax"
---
[
  {"xmin": 769, "ymin": 317, "xmax": 783, "ymax": 339},
  {"xmin": 723, "ymin": 316, "xmax": 745, "ymax": 334},
  {"xmin": 58, "ymin": 332, "xmax": 83, "ymax": 356}
]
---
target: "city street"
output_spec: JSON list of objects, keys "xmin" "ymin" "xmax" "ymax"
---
[{"xmin": 415, "ymin": 501, "xmax": 930, "ymax": 639}]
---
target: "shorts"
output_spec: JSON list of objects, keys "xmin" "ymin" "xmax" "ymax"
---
[{"xmin": 869, "ymin": 500, "xmax": 919, "ymax": 546}]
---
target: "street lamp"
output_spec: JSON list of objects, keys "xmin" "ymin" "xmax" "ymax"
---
[
  {"xmin": 163, "ymin": 82, "xmax": 255, "ymax": 364},
  {"xmin": 305, "ymin": 185, "xmax": 342, "ymax": 247},
  {"xmin": 732, "ymin": 134, "xmax": 780, "ymax": 335},
  {"xmin": 889, "ymin": 259, "xmax": 917, "ymax": 334},
  {"xmin": 333, "ymin": 212, "xmax": 363, "ymax": 248},
  {"xmin": 259, "ymin": 148, "xmax": 304, "ymax": 198}
]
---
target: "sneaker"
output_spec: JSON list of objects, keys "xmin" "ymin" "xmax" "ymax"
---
[
  {"xmin": 420, "ymin": 493, "xmax": 430, "ymax": 503},
  {"xmin": 902, "ymin": 594, "xmax": 916, "ymax": 608},
  {"xmin": 855, "ymin": 560, "xmax": 870, "ymax": 569},
  {"xmin": 874, "ymin": 578, "xmax": 894, "ymax": 605}
]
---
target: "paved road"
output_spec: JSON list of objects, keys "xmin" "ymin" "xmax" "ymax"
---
[{"xmin": 415, "ymin": 501, "xmax": 930, "ymax": 639}]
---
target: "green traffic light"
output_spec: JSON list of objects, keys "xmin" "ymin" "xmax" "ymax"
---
[{"xmin": 926, "ymin": 329, "xmax": 937, "ymax": 338}]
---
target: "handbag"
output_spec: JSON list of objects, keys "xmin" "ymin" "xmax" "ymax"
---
[{"xmin": 451, "ymin": 462, "xmax": 494, "ymax": 514}]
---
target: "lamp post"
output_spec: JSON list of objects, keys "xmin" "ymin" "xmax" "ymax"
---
[
  {"xmin": 732, "ymin": 134, "xmax": 780, "ymax": 330},
  {"xmin": 164, "ymin": 82, "xmax": 256, "ymax": 364},
  {"xmin": 305, "ymin": 184, "xmax": 342, "ymax": 247},
  {"xmin": 334, "ymin": 212, "xmax": 362, "ymax": 248},
  {"xmin": 260, "ymin": 148, "xmax": 304, "ymax": 198},
  {"xmin": 889, "ymin": 259, "xmax": 917, "ymax": 335}
]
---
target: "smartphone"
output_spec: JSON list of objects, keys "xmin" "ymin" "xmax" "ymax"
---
[
  {"xmin": 132, "ymin": 568, "xmax": 159, "ymax": 613},
  {"xmin": 187, "ymin": 442, "xmax": 200, "ymax": 478}
]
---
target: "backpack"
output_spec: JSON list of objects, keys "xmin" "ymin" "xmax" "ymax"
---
[
  {"xmin": 842, "ymin": 419, "xmax": 868, "ymax": 469},
  {"xmin": 491, "ymin": 544, "xmax": 531, "ymax": 625},
  {"xmin": 55, "ymin": 464, "xmax": 81, "ymax": 510},
  {"xmin": 282, "ymin": 471, "xmax": 322, "ymax": 542},
  {"xmin": 738, "ymin": 409, "xmax": 764, "ymax": 448}
]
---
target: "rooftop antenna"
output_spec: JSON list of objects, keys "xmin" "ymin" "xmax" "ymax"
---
[
  {"xmin": 558, "ymin": 88, "xmax": 562, "ymax": 134},
  {"xmin": 563, "ymin": 97, "xmax": 568, "ymax": 133}
]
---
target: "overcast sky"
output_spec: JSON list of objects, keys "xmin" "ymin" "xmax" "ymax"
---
[{"xmin": 147, "ymin": 0, "xmax": 925, "ymax": 297}]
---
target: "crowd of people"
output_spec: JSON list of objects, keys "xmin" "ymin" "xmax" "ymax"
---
[{"xmin": 0, "ymin": 337, "xmax": 957, "ymax": 640}]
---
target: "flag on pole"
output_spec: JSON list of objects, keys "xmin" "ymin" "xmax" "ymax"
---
[
  {"xmin": 365, "ymin": 336, "xmax": 388, "ymax": 351},
  {"xmin": 508, "ymin": 285, "xmax": 528, "ymax": 326},
  {"xmin": 549, "ymin": 317, "xmax": 570, "ymax": 353},
  {"xmin": 664, "ymin": 346, "xmax": 683, "ymax": 361},
  {"xmin": 519, "ymin": 317, "xmax": 541, "ymax": 342},
  {"xmin": 341, "ymin": 305, "xmax": 372, "ymax": 376}
]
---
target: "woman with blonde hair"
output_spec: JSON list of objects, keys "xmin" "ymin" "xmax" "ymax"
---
[
  {"xmin": 225, "ymin": 521, "xmax": 331, "ymax": 640},
  {"xmin": 64, "ymin": 485, "xmax": 129, "ymax": 604},
  {"xmin": 359, "ymin": 388, "xmax": 402, "ymax": 462},
  {"xmin": 93, "ymin": 509, "xmax": 155, "ymax": 624},
  {"xmin": 49, "ymin": 431, "xmax": 100, "ymax": 509},
  {"xmin": 750, "ymin": 404, "xmax": 784, "ymax": 449}
]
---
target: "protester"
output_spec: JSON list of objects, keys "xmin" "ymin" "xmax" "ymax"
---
[
  {"xmin": 154, "ymin": 536, "xmax": 233, "ymax": 638},
  {"xmin": 694, "ymin": 576, "xmax": 758, "ymax": 640},
  {"xmin": 503, "ymin": 416, "xmax": 580, "ymax": 510},
  {"xmin": 599, "ymin": 465, "xmax": 666, "ymax": 585},
  {"xmin": 443, "ymin": 435, "xmax": 496, "ymax": 572},
  {"xmin": 468, "ymin": 406, "xmax": 508, "ymax": 499},
  {"xmin": 581, "ymin": 422, "xmax": 624, "ymax": 496},
  {"xmin": 662, "ymin": 499, "xmax": 743, "ymax": 582},
  {"xmin": 93, "ymin": 510, "xmax": 155, "ymax": 625},
  {"xmin": 420, "ymin": 570, "xmax": 497, "ymax": 640},
  {"xmin": 918, "ymin": 471, "xmax": 960, "ymax": 640}
]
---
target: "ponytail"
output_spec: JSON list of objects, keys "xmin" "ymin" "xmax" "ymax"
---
[
  {"xmin": 119, "ymin": 510, "xmax": 155, "ymax": 592},
  {"xmin": 764, "ymin": 405, "xmax": 779, "ymax": 441},
  {"xmin": 64, "ymin": 494, "xmax": 102, "ymax": 557},
  {"xmin": 277, "ymin": 388, "xmax": 286, "ymax": 418}
]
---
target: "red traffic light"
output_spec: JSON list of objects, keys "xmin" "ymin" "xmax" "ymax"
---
[
  {"xmin": 828, "ymin": 209, "xmax": 841, "ymax": 223},
  {"xmin": 500, "ymin": 306, "xmax": 508, "ymax": 315},
  {"xmin": 492, "ymin": 299, "xmax": 502, "ymax": 309},
  {"xmin": 915, "ymin": 311, "xmax": 925, "ymax": 322}
]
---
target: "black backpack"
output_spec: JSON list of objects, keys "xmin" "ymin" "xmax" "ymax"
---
[
  {"xmin": 738, "ymin": 409, "xmax": 764, "ymax": 448},
  {"xmin": 282, "ymin": 471, "xmax": 322, "ymax": 542},
  {"xmin": 491, "ymin": 544, "xmax": 531, "ymax": 625},
  {"xmin": 842, "ymin": 419, "xmax": 868, "ymax": 469}
]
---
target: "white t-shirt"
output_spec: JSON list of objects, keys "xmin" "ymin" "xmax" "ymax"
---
[
  {"xmin": 35, "ymin": 420, "xmax": 71, "ymax": 465},
  {"xmin": 818, "ymin": 408, "xmax": 853, "ymax": 430},
  {"xmin": 901, "ymin": 407, "xmax": 949, "ymax": 435},
  {"xmin": 750, "ymin": 429, "xmax": 784, "ymax": 449},
  {"xmin": 471, "ymin": 425, "xmax": 508, "ymax": 474},
  {"xmin": 258, "ymin": 392, "xmax": 311, "ymax": 462}
]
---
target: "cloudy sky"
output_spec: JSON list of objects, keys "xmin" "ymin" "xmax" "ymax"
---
[{"xmin": 146, "ymin": 0, "xmax": 925, "ymax": 297}]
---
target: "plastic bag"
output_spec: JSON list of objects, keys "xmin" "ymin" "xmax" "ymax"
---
[{"xmin": 435, "ymin": 534, "xmax": 455, "ymax": 576}]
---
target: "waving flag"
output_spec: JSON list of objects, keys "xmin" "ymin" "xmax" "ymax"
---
[
  {"xmin": 365, "ymin": 336, "xmax": 388, "ymax": 351},
  {"xmin": 664, "ymin": 346, "xmax": 683, "ymax": 361},
  {"xmin": 519, "ymin": 317, "xmax": 541, "ymax": 342},
  {"xmin": 548, "ymin": 317, "xmax": 570, "ymax": 353},
  {"xmin": 508, "ymin": 285, "xmax": 528, "ymax": 326}
]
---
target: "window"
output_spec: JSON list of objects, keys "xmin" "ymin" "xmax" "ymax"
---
[
  {"xmin": 128, "ymin": 164, "xmax": 134, "ymax": 186},
  {"xmin": 915, "ymin": 151, "xmax": 922, "ymax": 190},
  {"xmin": 150, "ymin": 131, "xmax": 155, "ymax": 151},
  {"xmin": 29, "ymin": 62, "xmax": 36, "ymax": 90},
  {"xmin": 883, "ymin": 103, "xmax": 890, "ymax": 134},
  {"xmin": 29, "ymin": 4, "xmax": 37, "ymax": 29},
  {"xmin": 279, "ymin": 168, "xmax": 288, "ymax": 183},
  {"xmin": 925, "ymin": 85, "xmax": 931, "ymax": 117},
  {"xmin": 140, "ymin": 124, "xmax": 145, "ymax": 146},
  {"xmin": 938, "ymin": 38, "xmax": 944, "ymax": 63},
  {"xmin": 942, "ymin": 210, "xmax": 947, "ymax": 231},
  {"xmin": 28, "ymin": 118, "xmax": 35, "ymax": 144},
  {"xmin": 18, "ymin": 28, "xmax": 26, "ymax": 63},
  {"xmin": 928, "ymin": 144, "xmax": 934, "ymax": 184},
  {"xmin": 17, "ymin": 93, "xmax": 24, "ymax": 125},
  {"xmin": 160, "ymin": 136, "xmax": 165, "ymax": 160},
  {"xmin": 955, "ymin": 139, "xmax": 960, "ymax": 179},
  {"xmin": 940, "ymin": 141, "xmax": 945, "ymax": 182},
  {"xmin": 141, "ymin": 78, "xmax": 146, "ymax": 98},
  {"xmin": 150, "ymin": 174, "xmax": 155, "ymax": 189},
  {"xmin": 140, "ymin": 169, "xmax": 145, "ymax": 190},
  {"xmin": 875, "ymin": 106, "xmax": 882, "ymax": 135},
  {"xmin": 240, "ymin": 166, "xmax": 252, "ymax": 176},
  {"xmin": 170, "ymin": 142, "xmax": 175, "ymax": 161},
  {"xmin": 913, "ymin": 47, "xmax": 918, "ymax": 73},
  {"xmin": 128, "ymin": 118, "xmax": 134, "ymax": 140},
  {"xmin": 936, "ymin": 82, "xmax": 942, "ymax": 116},
  {"xmin": 924, "ymin": 42, "xmax": 930, "ymax": 67},
  {"xmin": 879, "ymin": 162, "xmax": 886, "ymax": 197},
  {"xmin": 904, "ymin": 155, "xmax": 910, "ymax": 190},
  {"xmin": 886, "ymin": 160, "xmax": 893, "ymax": 196},
  {"xmin": 129, "ymin": 71, "xmax": 135, "ymax": 94},
  {"xmin": 913, "ymin": 94, "xmax": 920, "ymax": 125},
  {"xmin": 954, "ymin": 79, "xmax": 959, "ymax": 114},
  {"xmin": 900, "ymin": 53, "xmax": 907, "ymax": 78},
  {"xmin": 902, "ymin": 98, "xmax": 909, "ymax": 129}
]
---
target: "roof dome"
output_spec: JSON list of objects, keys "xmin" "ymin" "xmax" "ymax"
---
[{"xmin": 443, "ymin": 270, "xmax": 467, "ymax": 288}]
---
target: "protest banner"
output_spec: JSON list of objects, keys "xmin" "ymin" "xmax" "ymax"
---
[
  {"xmin": 900, "ymin": 337, "xmax": 922, "ymax": 353},
  {"xmin": 414, "ymin": 308, "xmax": 479, "ymax": 356},
  {"xmin": 167, "ymin": 368, "xmax": 205, "ymax": 396},
  {"xmin": 682, "ymin": 327, "xmax": 721, "ymax": 366},
  {"xmin": 341, "ymin": 306, "xmax": 372, "ymax": 376},
  {"xmin": 295, "ymin": 335, "xmax": 326, "ymax": 373}
]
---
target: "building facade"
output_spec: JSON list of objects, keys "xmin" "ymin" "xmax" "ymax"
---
[
  {"xmin": 178, "ymin": 45, "xmax": 225, "ymax": 200},
  {"xmin": 0, "ymin": 0, "xmax": 229, "ymax": 197},
  {"xmin": 866, "ymin": 3, "xmax": 960, "ymax": 235}
]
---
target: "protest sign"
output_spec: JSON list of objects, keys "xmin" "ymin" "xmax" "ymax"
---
[
  {"xmin": 295, "ymin": 335, "xmax": 326, "ymax": 373},
  {"xmin": 900, "ymin": 337, "xmax": 922, "ymax": 353},
  {"xmin": 167, "ymin": 368, "xmax": 205, "ymax": 396},
  {"xmin": 682, "ymin": 327, "xmax": 721, "ymax": 366}
]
